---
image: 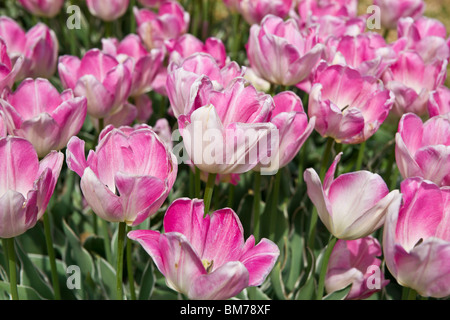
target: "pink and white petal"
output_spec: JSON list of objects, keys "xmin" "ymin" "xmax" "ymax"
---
[
  {"xmin": 78, "ymin": 49, "xmax": 118, "ymax": 82},
  {"xmin": 58, "ymin": 55, "xmax": 81, "ymax": 90},
  {"xmin": 0, "ymin": 189, "xmax": 38, "ymax": 238},
  {"xmin": 103, "ymin": 62, "xmax": 132, "ymax": 109},
  {"xmin": 189, "ymin": 261, "xmax": 249, "ymax": 300},
  {"xmin": 395, "ymin": 132, "xmax": 422, "ymax": 181},
  {"xmin": 272, "ymin": 91, "xmax": 304, "ymax": 118},
  {"xmin": 66, "ymin": 136, "xmax": 88, "ymax": 178},
  {"xmin": 74, "ymin": 75, "xmax": 114, "ymax": 118},
  {"xmin": 414, "ymin": 145, "xmax": 450, "ymax": 186},
  {"xmin": 127, "ymin": 229, "xmax": 166, "ymax": 275}
]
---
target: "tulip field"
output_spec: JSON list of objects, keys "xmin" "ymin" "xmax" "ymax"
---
[{"xmin": 0, "ymin": 0, "xmax": 449, "ymax": 304}]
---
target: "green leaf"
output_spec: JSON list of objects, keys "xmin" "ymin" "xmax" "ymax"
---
[
  {"xmin": 0, "ymin": 281, "xmax": 46, "ymax": 300},
  {"xmin": 96, "ymin": 257, "xmax": 116, "ymax": 299},
  {"xmin": 323, "ymin": 285, "xmax": 352, "ymax": 300},
  {"xmin": 270, "ymin": 262, "xmax": 286, "ymax": 300},
  {"xmin": 138, "ymin": 260, "xmax": 155, "ymax": 300},
  {"xmin": 295, "ymin": 248, "xmax": 316, "ymax": 300}
]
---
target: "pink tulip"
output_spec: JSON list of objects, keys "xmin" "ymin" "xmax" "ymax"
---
[
  {"xmin": 66, "ymin": 125, "xmax": 178, "ymax": 226},
  {"xmin": 0, "ymin": 18, "xmax": 58, "ymax": 79},
  {"xmin": 134, "ymin": 2, "xmax": 190, "ymax": 51},
  {"xmin": 128, "ymin": 198, "xmax": 280, "ymax": 300},
  {"xmin": 86, "ymin": 0, "xmax": 130, "ymax": 21},
  {"xmin": 0, "ymin": 37, "xmax": 24, "ymax": 93},
  {"xmin": 395, "ymin": 113, "xmax": 450, "ymax": 187},
  {"xmin": 429, "ymin": 86, "xmax": 450, "ymax": 117},
  {"xmin": 0, "ymin": 136, "xmax": 63, "ymax": 238},
  {"xmin": 166, "ymin": 53, "xmax": 244, "ymax": 119},
  {"xmin": 0, "ymin": 78, "xmax": 87, "ymax": 158},
  {"xmin": 308, "ymin": 64, "xmax": 394, "ymax": 144},
  {"xmin": 178, "ymin": 78, "xmax": 278, "ymax": 175},
  {"xmin": 246, "ymin": 15, "xmax": 324, "ymax": 86},
  {"xmin": 382, "ymin": 51, "xmax": 447, "ymax": 117},
  {"xmin": 137, "ymin": 0, "xmax": 172, "ymax": 8},
  {"xmin": 304, "ymin": 152, "xmax": 401, "ymax": 240},
  {"xmin": 58, "ymin": 49, "xmax": 132, "ymax": 119},
  {"xmin": 325, "ymin": 236, "xmax": 389, "ymax": 300},
  {"xmin": 257, "ymin": 91, "xmax": 315, "ymax": 171},
  {"xmin": 298, "ymin": 0, "xmax": 358, "ymax": 24},
  {"xmin": 373, "ymin": 0, "xmax": 425, "ymax": 29},
  {"xmin": 18, "ymin": 0, "xmax": 64, "ymax": 18},
  {"xmin": 238, "ymin": 0, "xmax": 294, "ymax": 25},
  {"xmin": 102, "ymin": 35, "xmax": 164, "ymax": 97},
  {"xmin": 308, "ymin": 15, "xmax": 366, "ymax": 43},
  {"xmin": 383, "ymin": 177, "xmax": 450, "ymax": 298}
]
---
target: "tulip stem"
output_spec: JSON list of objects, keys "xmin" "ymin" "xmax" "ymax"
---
[
  {"xmin": 195, "ymin": 166, "xmax": 201, "ymax": 198},
  {"xmin": 126, "ymin": 225, "xmax": 136, "ymax": 300},
  {"xmin": 252, "ymin": 171, "xmax": 261, "ymax": 241},
  {"xmin": 5, "ymin": 238, "xmax": 18, "ymax": 300},
  {"xmin": 116, "ymin": 222, "xmax": 126, "ymax": 300},
  {"xmin": 100, "ymin": 219, "xmax": 113, "ymax": 264},
  {"xmin": 269, "ymin": 170, "xmax": 282, "ymax": 241},
  {"xmin": 43, "ymin": 212, "xmax": 61, "ymax": 300},
  {"xmin": 355, "ymin": 141, "xmax": 366, "ymax": 171},
  {"xmin": 316, "ymin": 236, "xmax": 337, "ymax": 300},
  {"xmin": 227, "ymin": 184, "xmax": 235, "ymax": 208},
  {"xmin": 231, "ymin": 12, "xmax": 242, "ymax": 62},
  {"xmin": 203, "ymin": 173, "xmax": 217, "ymax": 216}
]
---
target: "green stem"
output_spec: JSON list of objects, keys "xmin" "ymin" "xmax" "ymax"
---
[
  {"xmin": 201, "ymin": 0, "xmax": 209, "ymax": 40},
  {"xmin": 6, "ymin": 238, "xmax": 18, "ymax": 300},
  {"xmin": 100, "ymin": 219, "xmax": 113, "ymax": 265},
  {"xmin": 231, "ymin": 12, "xmax": 241, "ymax": 62},
  {"xmin": 2, "ymin": 239, "xmax": 9, "ymax": 275},
  {"xmin": 129, "ymin": 0, "xmax": 136, "ymax": 34},
  {"xmin": 227, "ymin": 184, "xmax": 235, "ymax": 208},
  {"xmin": 316, "ymin": 236, "xmax": 337, "ymax": 300},
  {"xmin": 252, "ymin": 172, "xmax": 261, "ymax": 241},
  {"xmin": 203, "ymin": 173, "xmax": 217, "ymax": 216},
  {"xmin": 355, "ymin": 141, "xmax": 366, "ymax": 171},
  {"xmin": 43, "ymin": 212, "xmax": 61, "ymax": 300},
  {"xmin": 269, "ymin": 171, "xmax": 282, "ymax": 241},
  {"xmin": 407, "ymin": 288, "xmax": 417, "ymax": 300},
  {"xmin": 116, "ymin": 222, "xmax": 126, "ymax": 300},
  {"xmin": 194, "ymin": 166, "xmax": 201, "ymax": 198},
  {"xmin": 126, "ymin": 225, "xmax": 136, "ymax": 300},
  {"xmin": 383, "ymin": 28, "xmax": 390, "ymax": 40},
  {"xmin": 189, "ymin": 168, "xmax": 194, "ymax": 198},
  {"xmin": 319, "ymin": 138, "xmax": 334, "ymax": 180},
  {"xmin": 105, "ymin": 21, "xmax": 114, "ymax": 38}
]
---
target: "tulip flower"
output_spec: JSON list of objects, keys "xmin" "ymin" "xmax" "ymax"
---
[
  {"xmin": 166, "ymin": 52, "xmax": 244, "ymax": 119},
  {"xmin": 308, "ymin": 15, "xmax": 366, "ymax": 43},
  {"xmin": 18, "ymin": 0, "xmax": 64, "ymax": 18},
  {"xmin": 395, "ymin": 113, "xmax": 450, "ymax": 187},
  {"xmin": 297, "ymin": 0, "xmax": 358, "ymax": 23},
  {"xmin": 0, "ymin": 17, "xmax": 58, "ymax": 79},
  {"xmin": 66, "ymin": 125, "xmax": 178, "ymax": 226},
  {"xmin": 137, "ymin": 0, "xmax": 169, "ymax": 8},
  {"xmin": 58, "ymin": 49, "xmax": 132, "ymax": 119},
  {"xmin": 178, "ymin": 78, "xmax": 278, "ymax": 175},
  {"xmin": 238, "ymin": 0, "xmax": 293, "ymax": 25},
  {"xmin": 373, "ymin": 0, "xmax": 425, "ymax": 30},
  {"xmin": 0, "ymin": 37, "xmax": 24, "ymax": 93},
  {"xmin": 325, "ymin": 236, "xmax": 389, "ymax": 300},
  {"xmin": 102, "ymin": 35, "xmax": 164, "ymax": 97},
  {"xmin": 86, "ymin": 0, "xmax": 130, "ymax": 21},
  {"xmin": 246, "ymin": 15, "xmax": 324, "ymax": 86},
  {"xmin": 383, "ymin": 177, "xmax": 450, "ymax": 298},
  {"xmin": 134, "ymin": 2, "xmax": 190, "ymax": 51},
  {"xmin": 0, "ymin": 78, "xmax": 87, "ymax": 158},
  {"xmin": 128, "ymin": 198, "xmax": 280, "ymax": 300},
  {"xmin": 382, "ymin": 51, "xmax": 447, "ymax": 117},
  {"xmin": 304, "ymin": 152, "xmax": 401, "ymax": 240},
  {"xmin": 428, "ymin": 86, "xmax": 450, "ymax": 117},
  {"xmin": 308, "ymin": 64, "xmax": 394, "ymax": 144},
  {"xmin": 0, "ymin": 136, "xmax": 63, "ymax": 239}
]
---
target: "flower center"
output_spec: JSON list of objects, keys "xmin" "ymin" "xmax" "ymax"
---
[{"xmin": 202, "ymin": 259, "xmax": 214, "ymax": 273}]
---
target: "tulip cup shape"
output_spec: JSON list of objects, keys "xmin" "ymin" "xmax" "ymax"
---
[
  {"xmin": 0, "ymin": 37, "xmax": 24, "ymax": 93},
  {"xmin": 297, "ymin": 0, "xmax": 358, "ymax": 23},
  {"xmin": 308, "ymin": 64, "xmax": 394, "ymax": 144},
  {"xmin": 373, "ymin": 0, "xmax": 425, "ymax": 30},
  {"xmin": 238, "ymin": 0, "xmax": 293, "ymax": 25},
  {"xmin": 0, "ymin": 136, "xmax": 63, "ymax": 238},
  {"xmin": 86, "ymin": 0, "xmax": 130, "ymax": 21},
  {"xmin": 128, "ymin": 198, "xmax": 280, "ymax": 300},
  {"xmin": 304, "ymin": 152, "xmax": 401, "ymax": 240},
  {"xmin": 178, "ymin": 78, "xmax": 278, "ymax": 175},
  {"xmin": 246, "ymin": 14, "xmax": 325, "ymax": 86},
  {"xmin": 18, "ymin": 0, "xmax": 64, "ymax": 18},
  {"xmin": 325, "ymin": 236, "xmax": 389, "ymax": 300},
  {"xmin": 428, "ymin": 86, "xmax": 450, "ymax": 117},
  {"xmin": 0, "ymin": 78, "xmax": 87, "ymax": 158},
  {"xmin": 66, "ymin": 125, "xmax": 178, "ymax": 226},
  {"xmin": 395, "ymin": 113, "xmax": 450, "ymax": 187},
  {"xmin": 58, "ymin": 49, "xmax": 132, "ymax": 119},
  {"xmin": 383, "ymin": 177, "xmax": 450, "ymax": 298}
]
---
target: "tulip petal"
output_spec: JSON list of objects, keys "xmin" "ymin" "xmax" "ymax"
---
[{"xmin": 0, "ymin": 189, "xmax": 38, "ymax": 238}]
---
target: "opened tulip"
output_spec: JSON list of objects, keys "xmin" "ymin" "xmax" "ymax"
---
[
  {"xmin": 0, "ymin": 78, "xmax": 87, "ymax": 158},
  {"xmin": 373, "ymin": 0, "xmax": 425, "ymax": 29},
  {"xmin": 325, "ymin": 236, "xmax": 389, "ymax": 300},
  {"xmin": 0, "ymin": 136, "xmax": 63, "ymax": 238},
  {"xmin": 0, "ymin": 37, "xmax": 24, "ymax": 93},
  {"xmin": 66, "ymin": 125, "xmax": 177, "ymax": 226},
  {"xmin": 383, "ymin": 177, "xmax": 450, "ymax": 298},
  {"xmin": 0, "ymin": 17, "xmax": 58, "ymax": 79},
  {"xmin": 297, "ymin": 0, "xmax": 358, "ymax": 23},
  {"xmin": 395, "ymin": 113, "xmax": 450, "ymax": 187},
  {"xmin": 134, "ymin": 2, "xmax": 190, "ymax": 51},
  {"xmin": 304, "ymin": 152, "xmax": 401, "ymax": 240},
  {"xmin": 238, "ymin": 0, "xmax": 293, "ymax": 25},
  {"xmin": 178, "ymin": 78, "xmax": 278, "ymax": 175},
  {"xmin": 58, "ymin": 49, "xmax": 132, "ymax": 119},
  {"xmin": 86, "ymin": 0, "xmax": 129, "ymax": 21},
  {"xmin": 18, "ymin": 0, "xmax": 64, "ymax": 18},
  {"xmin": 308, "ymin": 64, "xmax": 394, "ymax": 144},
  {"xmin": 128, "ymin": 198, "xmax": 280, "ymax": 300},
  {"xmin": 429, "ymin": 85, "xmax": 450, "ymax": 117},
  {"xmin": 166, "ymin": 52, "xmax": 244, "ymax": 119},
  {"xmin": 246, "ymin": 15, "xmax": 324, "ymax": 86}
]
